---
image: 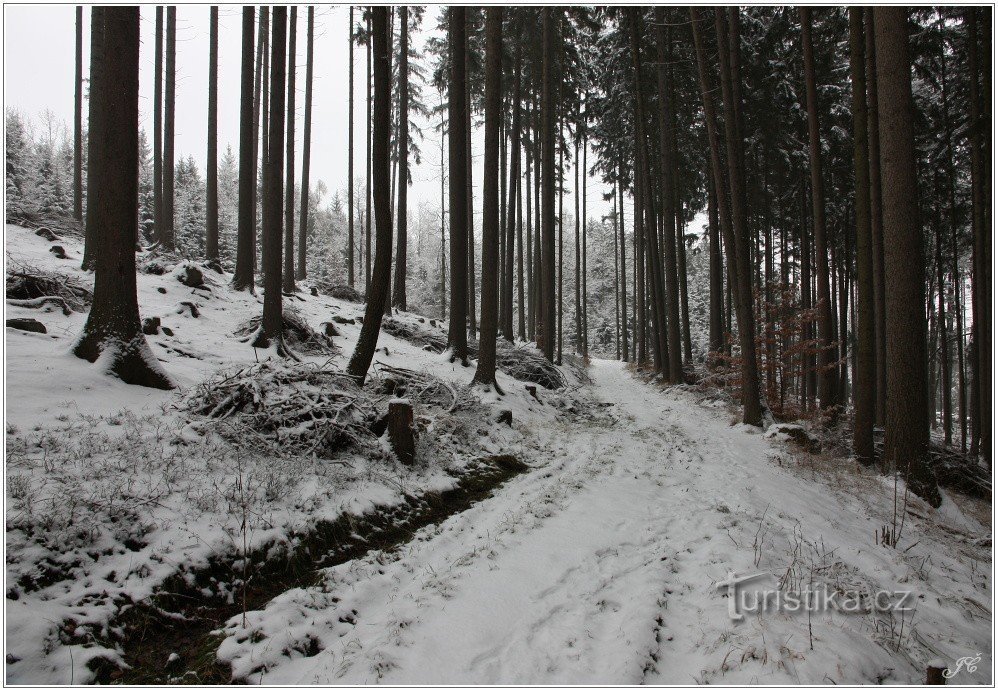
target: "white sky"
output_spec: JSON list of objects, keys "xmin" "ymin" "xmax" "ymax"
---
[{"xmin": 3, "ymin": 4, "xmax": 626, "ymax": 229}]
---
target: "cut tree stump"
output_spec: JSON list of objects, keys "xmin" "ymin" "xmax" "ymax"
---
[
  {"xmin": 925, "ymin": 661, "xmax": 947, "ymax": 684},
  {"xmin": 387, "ymin": 399, "xmax": 416, "ymax": 465}
]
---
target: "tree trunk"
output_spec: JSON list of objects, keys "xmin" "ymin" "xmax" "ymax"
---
[
  {"xmin": 256, "ymin": 6, "xmax": 287, "ymax": 350},
  {"xmin": 618, "ymin": 159, "xmax": 629, "ymax": 362},
  {"xmin": 708, "ymin": 7, "xmax": 763, "ymax": 425},
  {"xmin": 366, "ymin": 14, "xmax": 372, "ymax": 290},
  {"xmin": 850, "ymin": 8, "xmax": 875, "ymax": 463},
  {"xmin": 800, "ymin": 7, "xmax": 837, "ymax": 410},
  {"xmin": 152, "ymin": 7, "xmax": 163, "ymax": 250},
  {"xmin": 539, "ymin": 8, "xmax": 557, "ymax": 362},
  {"xmin": 282, "ymin": 7, "xmax": 297, "ymax": 294},
  {"xmin": 874, "ymin": 6, "xmax": 940, "ymax": 506},
  {"xmin": 473, "ymin": 7, "xmax": 503, "ymax": 390},
  {"xmin": 864, "ymin": 7, "xmax": 887, "ymax": 427},
  {"xmin": 517, "ymin": 121, "xmax": 526, "ymax": 341},
  {"xmin": 347, "ymin": 6, "xmax": 392, "ymax": 384},
  {"xmin": 233, "ymin": 7, "xmax": 256, "ymax": 291},
  {"xmin": 967, "ymin": 8, "xmax": 992, "ymax": 465},
  {"xmin": 73, "ymin": 6, "xmax": 83, "ymax": 223},
  {"xmin": 206, "ymin": 6, "xmax": 219, "ymax": 263},
  {"xmin": 466, "ymin": 26, "xmax": 477, "ymax": 339},
  {"xmin": 504, "ymin": 37, "xmax": 521, "ymax": 343},
  {"xmin": 162, "ymin": 6, "xmax": 176, "ymax": 252},
  {"xmin": 393, "ymin": 7, "xmax": 410, "ymax": 310},
  {"xmin": 446, "ymin": 7, "xmax": 470, "ymax": 365},
  {"xmin": 347, "ymin": 7, "xmax": 355, "ymax": 287},
  {"xmin": 73, "ymin": 7, "xmax": 172, "ymax": 390},
  {"xmin": 655, "ymin": 8, "xmax": 684, "ymax": 382},
  {"xmin": 707, "ymin": 164, "xmax": 724, "ymax": 364},
  {"xmin": 297, "ymin": 6, "xmax": 313, "ymax": 281}
]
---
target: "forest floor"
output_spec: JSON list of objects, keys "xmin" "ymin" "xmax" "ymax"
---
[{"xmin": 4, "ymin": 222, "xmax": 993, "ymax": 685}]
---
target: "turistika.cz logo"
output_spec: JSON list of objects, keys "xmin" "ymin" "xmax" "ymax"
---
[{"xmin": 716, "ymin": 571, "xmax": 916, "ymax": 622}]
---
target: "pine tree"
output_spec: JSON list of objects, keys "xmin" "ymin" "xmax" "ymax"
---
[
  {"xmin": 206, "ymin": 6, "xmax": 219, "ymax": 264},
  {"xmin": 447, "ymin": 7, "xmax": 470, "ymax": 365},
  {"xmin": 162, "ymin": 6, "xmax": 176, "ymax": 251},
  {"xmin": 473, "ymin": 7, "xmax": 503, "ymax": 390},
  {"xmin": 233, "ymin": 6, "xmax": 256, "ymax": 291},
  {"xmin": 874, "ymin": 6, "xmax": 940, "ymax": 506},
  {"xmin": 298, "ymin": 6, "xmax": 313, "ymax": 281},
  {"xmin": 348, "ymin": 6, "xmax": 393, "ymax": 384},
  {"xmin": 255, "ymin": 6, "xmax": 287, "ymax": 351},
  {"xmin": 73, "ymin": 7, "xmax": 172, "ymax": 390}
]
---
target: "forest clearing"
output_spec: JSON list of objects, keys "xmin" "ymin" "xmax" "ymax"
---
[{"xmin": 3, "ymin": 4, "xmax": 994, "ymax": 686}]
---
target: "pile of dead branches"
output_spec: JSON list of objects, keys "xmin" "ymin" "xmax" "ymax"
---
[
  {"xmin": 873, "ymin": 438, "xmax": 991, "ymax": 500},
  {"xmin": 372, "ymin": 362, "xmax": 461, "ymax": 412},
  {"xmin": 312, "ymin": 280, "xmax": 363, "ymax": 303},
  {"xmin": 181, "ymin": 361, "xmax": 377, "ymax": 458},
  {"xmin": 6, "ymin": 260, "xmax": 92, "ymax": 314},
  {"xmin": 381, "ymin": 318, "xmax": 455, "ymax": 355},
  {"xmin": 495, "ymin": 342, "xmax": 565, "ymax": 390},
  {"xmin": 234, "ymin": 307, "xmax": 338, "ymax": 355},
  {"xmin": 380, "ymin": 318, "xmax": 570, "ymax": 389}
]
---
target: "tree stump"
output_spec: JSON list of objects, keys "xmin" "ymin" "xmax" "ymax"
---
[
  {"xmin": 387, "ymin": 399, "xmax": 416, "ymax": 465},
  {"xmin": 526, "ymin": 385, "xmax": 538, "ymax": 401},
  {"xmin": 925, "ymin": 662, "xmax": 947, "ymax": 685}
]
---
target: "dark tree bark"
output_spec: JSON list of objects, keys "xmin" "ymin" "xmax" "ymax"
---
[
  {"xmin": 865, "ymin": 7, "xmax": 887, "ymax": 427},
  {"xmin": 297, "ymin": 6, "xmax": 313, "ymax": 281},
  {"xmin": 233, "ymin": 7, "xmax": 256, "ymax": 291},
  {"xmin": 206, "ymin": 6, "xmax": 219, "ymax": 263},
  {"xmin": 707, "ymin": 164, "xmax": 724, "ymax": 364},
  {"xmin": 709, "ymin": 8, "xmax": 763, "ymax": 425},
  {"xmin": 152, "ymin": 7, "xmax": 163, "ymax": 250},
  {"xmin": 366, "ymin": 13, "xmax": 372, "ymax": 290},
  {"xmin": 850, "ymin": 8, "xmax": 875, "ymax": 463},
  {"xmin": 517, "ymin": 122, "xmax": 526, "ymax": 341},
  {"xmin": 525, "ymin": 97, "xmax": 534, "ymax": 340},
  {"xmin": 446, "ymin": 7, "xmax": 470, "ymax": 365},
  {"xmin": 629, "ymin": 8, "xmax": 669, "ymax": 376},
  {"xmin": 800, "ymin": 7, "xmax": 837, "ymax": 410},
  {"xmin": 618, "ymin": 160, "xmax": 629, "ymax": 362},
  {"xmin": 162, "ymin": 6, "xmax": 176, "ymax": 252},
  {"xmin": 574, "ymin": 129, "xmax": 581, "ymax": 354},
  {"xmin": 74, "ymin": 7, "xmax": 172, "ymax": 390},
  {"xmin": 473, "ymin": 7, "xmax": 503, "ymax": 390},
  {"xmin": 347, "ymin": 6, "xmax": 392, "ymax": 384},
  {"xmin": 393, "ymin": 6, "xmax": 410, "ymax": 310},
  {"xmin": 874, "ymin": 6, "xmax": 940, "ymax": 506},
  {"xmin": 255, "ymin": 6, "xmax": 287, "ymax": 350},
  {"xmin": 581, "ymin": 117, "xmax": 589, "ymax": 358},
  {"xmin": 539, "ymin": 8, "xmax": 557, "ymax": 362},
  {"xmin": 73, "ymin": 6, "xmax": 83, "ymax": 223},
  {"xmin": 690, "ymin": 8, "xmax": 762, "ymax": 425},
  {"xmin": 967, "ymin": 8, "xmax": 992, "ymax": 464},
  {"xmin": 282, "ymin": 6, "xmax": 297, "ymax": 294},
  {"xmin": 347, "ymin": 7, "xmax": 355, "ymax": 287},
  {"xmin": 466, "ymin": 24, "xmax": 476, "ymax": 339},
  {"xmin": 655, "ymin": 8, "xmax": 684, "ymax": 383},
  {"xmin": 252, "ymin": 10, "xmax": 266, "ymax": 275},
  {"xmin": 504, "ymin": 37, "xmax": 522, "ymax": 343}
]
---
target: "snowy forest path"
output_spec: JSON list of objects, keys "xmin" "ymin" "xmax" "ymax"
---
[
  {"xmin": 220, "ymin": 360, "xmax": 991, "ymax": 685},
  {"xmin": 228, "ymin": 360, "xmax": 776, "ymax": 684}
]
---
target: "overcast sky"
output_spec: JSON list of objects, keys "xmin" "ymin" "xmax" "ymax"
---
[{"xmin": 5, "ymin": 5, "xmax": 639, "ymax": 229}]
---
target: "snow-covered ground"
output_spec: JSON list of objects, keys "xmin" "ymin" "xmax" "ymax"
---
[{"xmin": 4, "ymin": 222, "xmax": 993, "ymax": 685}]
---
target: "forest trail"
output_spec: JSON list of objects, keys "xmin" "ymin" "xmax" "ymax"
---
[{"xmin": 217, "ymin": 360, "xmax": 990, "ymax": 685}]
